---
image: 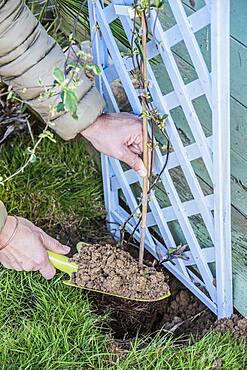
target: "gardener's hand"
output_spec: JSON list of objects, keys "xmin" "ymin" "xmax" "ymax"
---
[
  {"xmin": 0, "ymin": 216, "xmax": 70, "ymax": 279},
  {"xmin": 81, "ymin": 112, "xmax": 147, "ymax": 177}
]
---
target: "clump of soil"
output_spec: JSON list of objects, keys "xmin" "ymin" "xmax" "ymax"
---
[
  {"xmin": 214, "ymin": 314, "xmax": 247, "ymax": 340},
  {"xmin": 71, "ymin": 243, "xmax": 170, "ymax": 300},
  {"xmin": 158, "ymin": 278, "xmax": 215, "ymax": 337}
]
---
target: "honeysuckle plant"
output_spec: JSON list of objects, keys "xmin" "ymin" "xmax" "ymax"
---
[
  {"xmin": 119, "ymin": 0, "xmax": 187, "ymax": 266},
  {"xmin": 0, "ymin": 32, "xmax": 101, "ymax": 186}
]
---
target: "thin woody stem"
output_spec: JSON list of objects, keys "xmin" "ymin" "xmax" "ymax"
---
[
  {"xmin": 139, "ymin": 10, "xmax": 149, "ymax": 267},
  {"xmin": 1, "ymin": 121, "xmax": 50, "ymax": 184}
]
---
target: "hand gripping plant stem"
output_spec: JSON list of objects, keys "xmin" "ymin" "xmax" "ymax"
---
[{"xmin": 139, "ymin": 9, "xmax": 149, "ymax": 267}]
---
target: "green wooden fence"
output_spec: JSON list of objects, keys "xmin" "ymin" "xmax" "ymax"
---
[{"xmin": 154, "ymin": 0, "xmax": 247, "ymax": 316}]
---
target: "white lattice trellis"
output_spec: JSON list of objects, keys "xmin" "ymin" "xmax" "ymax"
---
[{"xmin": 88, "ymin": 0, "xmax": 232, "ymax": 318}]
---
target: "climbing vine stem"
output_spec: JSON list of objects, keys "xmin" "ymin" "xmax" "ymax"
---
[
  {"xmin": 139, "ymin": 8, "xmax": 149, "ymax": 267},
  {"xmin": 119, "ymin": 0, "xmax": 172, "ymax": 265}
]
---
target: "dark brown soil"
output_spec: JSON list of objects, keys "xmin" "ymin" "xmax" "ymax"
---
[
  {"xmin": 90, "ymin": 274, "xmax": 247, "ymax": 341},
  {"xmin": 214, "ymin": 314, "xmax": 247, "ymax": 340},
  {"xmin": 157, "ymin": 277, "xmax": 215, "ymax": 337},
  {"xmin": 91, "ymin": 276, "xmax": 215, "ymax": 339},
  {"xmin": 71, "ymin": 243, "xmax": 170, "ymax": 300},
  {"xmin": 64, "ymin": 237, "xmax": 246, "ymax": 342},
  {"xmin": 51, "ymin": 224, "xmax": 247, "ymax": 342}
]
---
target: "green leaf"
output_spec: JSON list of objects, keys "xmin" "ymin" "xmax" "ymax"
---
[
  {"xmin": 76, "ymin": 242, "xmax": 84, "ymax": 253},
  {"xmin": 25, "ymin": 147, "xmax": 34, "ymax": 156},
  {"xmin": 64, "ymin": 90, "xmax": 78, "ymax": 115},
  {"xmin": 76, "ymin": 241, "xmax": 91, "ymax": 253},
  {"xmin": 150, "ymin": 0, "xmax": 164, "ymax": 9},
  {"xmin": 39, "ymin": 130, "xmax": 57, "ymax": 143},
  {"xmin": 30, "ymin": 153, "xmax": 37, "ymax": 163},
  {"xmin": 56, "ymin": 102, "xmax": 65, "ymax": 113},
  {"xmin": 72, "ymin": 112, "xmax": 79, "ymax": 120},
  {"xmin": 53, "ymin": 67, "xmax": 65, "ymax": 84},
  {"xmin": 86, "ymin": 64, "xmax": 102, "ymax": 75},
  {"xmin": 66, "ymin": 61, "xmax": 79, "ymax": 72},
  {"xmin": 168, "ymin": 248, "xmax": 176, "ymax": 255}
]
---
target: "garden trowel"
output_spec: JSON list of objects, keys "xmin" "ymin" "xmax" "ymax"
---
[{"xmin": 48, "ymin": 250, "xmax": 171, "ymax": 302}]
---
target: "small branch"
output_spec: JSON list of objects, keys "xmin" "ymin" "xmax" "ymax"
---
[{"xmin": 1, "ymin": 122, "xmax": 50, "ymax": 184}]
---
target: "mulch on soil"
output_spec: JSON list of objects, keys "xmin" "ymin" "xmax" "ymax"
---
[{"xmin": 71, "ymin": 243, "xmax": 170, "ymax": 301}]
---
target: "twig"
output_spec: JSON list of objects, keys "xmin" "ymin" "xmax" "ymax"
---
[{"xmin": 2, "ymin": 121, "xmax": 50, "ymax": 184}]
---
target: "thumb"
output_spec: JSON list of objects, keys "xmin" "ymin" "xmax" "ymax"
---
[
  {"xmin": 122, "ymin": 147, "xmax": 147, "ymax": 177},
  {"xmin": 40, "ymin": 233, "xmax": 71, "ymax": 255},
  {"xmin": 39, "ymin": 260, "xmax": 56, "ymax": 280}
]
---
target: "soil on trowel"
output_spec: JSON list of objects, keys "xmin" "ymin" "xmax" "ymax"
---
[{"xmin": 71, "ymin": 243, "xmax": 170, "ymax": 300}]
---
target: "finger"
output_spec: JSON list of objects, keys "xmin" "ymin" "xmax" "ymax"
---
[
  {"xmin": 2, "ymin": 248, "xmax": 24, "ymax": 271},
  {"xmin": 18, "ymin": 219, "xmax": 48, "ymax": 238},
  {"xmin": 0, "ymin": 255, "xmax": 21, "ymax": 271},
  {"xmin": 40, "ymin": 233, "xmax": 70, "ymax": 255},
  {"xmin": 0, "ymin": 260, "xmax": 13, "ymax": 269},
  {"xmin": 126, "ymin": 131, "xmax": 143, "ymax": 153},
  {"xmin": 0, "ymin": 252, "xmax": 22, "ymax": 271},
  {"xmin": 128, "ymin": 144, "xmax": 142, "ymax": 155},
  {"xmin": 39, "ymin": 262, "xmax": 56, "ymax": 280},
  {"xmin": 19, "ymin": 262, "xmax": 39, "ymax": 272},
  {"xmin": 121, "ymin": 147, "xmax": 147, "ymax": 177},
  {"xmin": 134, "ymin": 135, "xmax": 143, "ymax": 153},
  {"xmin": 19, "ymin": 220, "xmax": 71, "ymax": 255}
]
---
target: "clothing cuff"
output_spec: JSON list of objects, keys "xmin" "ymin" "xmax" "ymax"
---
[
  {"xmin": 0, "ymin": 201, "xmax": 8, "ymax": 233},
  {"xmin": 52, "ymin": 87, "xmax": 105, "ymax": 141}
]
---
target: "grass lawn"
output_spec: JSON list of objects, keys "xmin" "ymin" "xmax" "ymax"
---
[{"xmin": 0, "ymin": 134, "xmax": 246, "ymax": 369}]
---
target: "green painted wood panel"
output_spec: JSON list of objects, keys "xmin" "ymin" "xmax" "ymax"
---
[
  {"xmin": 168, "ymin": 97, "xmax": 247, "ymax": 217},
  {"xmin": 183, "ymin": 0, "xmax": 247, "ymax": 46},
  {"xmin": 231, "ymin": 39, "xmax": 247, "ymax": 108},
  {"xmin": 164, "ymin": 1, "xmax": 247, "ymax": 110},
  {"xmin": 156, "ymin": 1, "xmax": 247, "ymax": 316},
  {"xmin": 154, "ymin": 159, "xmax": 247, "ymax": 316},
  {"xmin": 230, "ymin": 0, "xmax": 247, "ymax": 46},
  {"xmin": 182, "ymin": 0, "xmax": 247, "ymax": 46},
  {"xmin": 154, "ymin": 7, "xmax": 247, "ymax": 216}
]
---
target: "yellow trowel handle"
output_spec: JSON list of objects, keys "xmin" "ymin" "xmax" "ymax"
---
[{"xmin": 48, "ymin": 251, "xmax": 78, "ymax": 276}]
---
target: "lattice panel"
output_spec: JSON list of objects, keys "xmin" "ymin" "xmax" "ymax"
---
[{"xmin": 88, "ymin": 0, "xmax": 232, "ymax": 318}]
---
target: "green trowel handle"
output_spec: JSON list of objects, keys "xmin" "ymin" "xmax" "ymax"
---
[{"xmin": 48, "ymin": 251, "xmax": 78, "ymax": 276}]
